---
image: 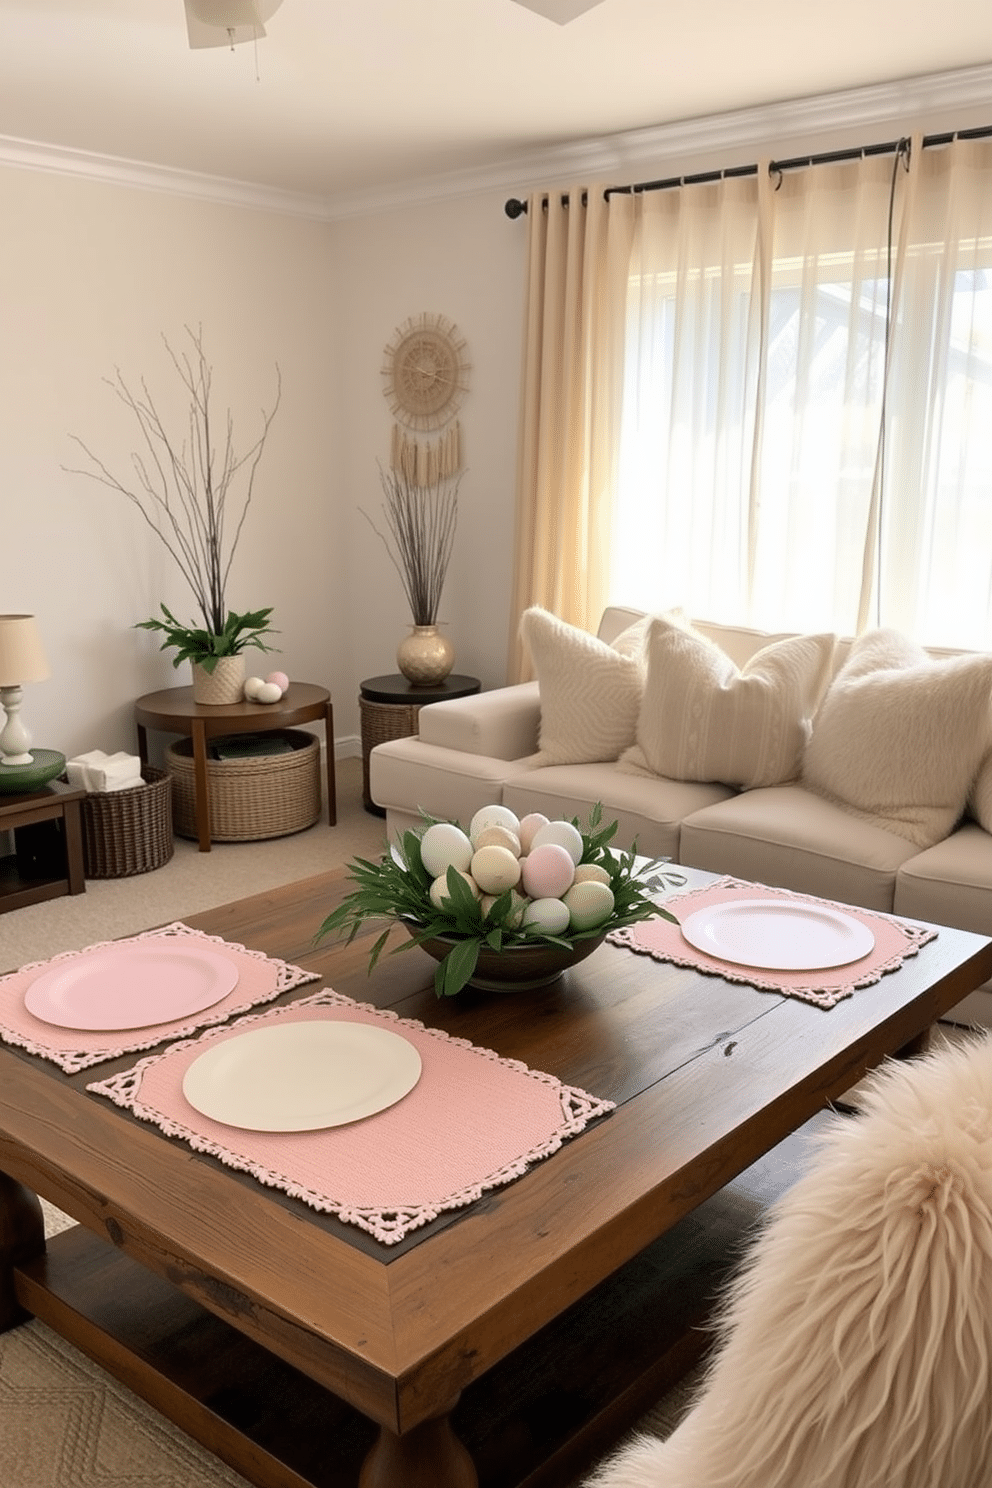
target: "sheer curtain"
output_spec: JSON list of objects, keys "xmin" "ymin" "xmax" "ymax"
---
[{"xmin": 511, "ymin": 134, "xmax": 992, "ymax": 659}]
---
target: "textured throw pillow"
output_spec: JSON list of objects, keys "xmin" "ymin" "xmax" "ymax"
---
[
  {"xmin": 802, "ymin": 628, "xmax": 992, "ymax": 848},
  {"xmin": 519, "ymin": 607, "xmax": 646, "ymax": 765},
  {"xmin": 621, "ymin": 615, "xmax": 837, "ymax": 788},
  {"xmin": 968, "ymin": 751, "xmax": 992, "ymax": 833}
]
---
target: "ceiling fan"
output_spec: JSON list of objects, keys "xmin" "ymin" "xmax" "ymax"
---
[
  {"xmin": 184, "ymin": 0, "xmax": 606, "ymax": 49},
  {"xmin": 183, "ymin": 0, "xmax": 284, "ymax": 50},
  {"xmin": 510, "ymin": 0, "xmax": 607, "ymax": 18}
]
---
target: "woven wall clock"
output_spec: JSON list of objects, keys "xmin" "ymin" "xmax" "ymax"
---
[
  {"xmin": 382, "ymin": 313, "xmax": 470, "ymax": 484},
  {"xmin": 381, "ymin": 313, "xmax": 470, "ymax": 433}
]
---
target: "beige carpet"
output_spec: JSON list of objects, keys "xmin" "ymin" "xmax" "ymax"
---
[{"xmin": 0, "ymin": 756, "xmax": 703, "ymax": 1488}]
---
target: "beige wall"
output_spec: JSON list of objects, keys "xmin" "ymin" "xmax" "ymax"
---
[
  {"xmin": 1, "ymin": 165, "xmax": 343, "ymax": 761},
  {"xmin": 3, "ymin": 74, "xmax": 989, "ymax": 769}
]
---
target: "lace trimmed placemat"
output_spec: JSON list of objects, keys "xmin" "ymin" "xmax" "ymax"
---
[
  {"xmin": 609, "ymin": 877, "xmax": 938, "ymax": 1010},
  {"xmin": 0, "ymin": 923, "xmax": 319, "ymax": 1073},
  {"xmin": 87, "ymin": 987, "xmax": 615, "ymax": 1245}
]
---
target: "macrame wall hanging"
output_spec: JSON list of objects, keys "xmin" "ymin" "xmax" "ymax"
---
[{"xmin": 381, "ymin": 312, "xmax": 470, "ymax": 486}]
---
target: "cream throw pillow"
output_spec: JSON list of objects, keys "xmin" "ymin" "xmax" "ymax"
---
[
  {"xmin": 802, "ymin": 628, "xmax": 992, "ymax": 848},
  {"xmin": 969, "ymin": 751, "xmax": 992, "ymax": 833},
  {"xmin": 621, "ymin": 616, "xmax": 837, "ymax": 788},
  {"xmin": 519, "ymin": 607, "xmax": 647, "ymax": 765}
]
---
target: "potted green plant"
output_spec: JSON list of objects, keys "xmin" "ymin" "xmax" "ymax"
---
[{"xmin": 67, "ymin": 326, "xmax": 281, "ymax": 703}]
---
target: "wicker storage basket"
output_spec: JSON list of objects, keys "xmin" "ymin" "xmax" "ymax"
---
[
  {"xmin": 81, "ymin": 765, "xmax": 174, "ymax": 878},
  {"xmin": 166, "ymin": 729, "xmax": 321, "ymax": 843}
]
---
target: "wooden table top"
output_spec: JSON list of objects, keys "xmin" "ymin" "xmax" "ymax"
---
[
  {"xmin": 134, "ymin": 681, "xmax": 330, "ymax": 731},
  {"xmin": 3, "ymin": 867, "xmax": 991, "ymax": 1441}
]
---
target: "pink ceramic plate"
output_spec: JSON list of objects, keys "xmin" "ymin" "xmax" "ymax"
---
[{"xmin": 24, "ymin": 941, "xmax": 239, "ymax": 1031}]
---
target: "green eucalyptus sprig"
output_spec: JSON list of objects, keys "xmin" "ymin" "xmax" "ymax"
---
[{"xmin": 316, "ymin": 804, "xmax": 684, "ymax": 997}]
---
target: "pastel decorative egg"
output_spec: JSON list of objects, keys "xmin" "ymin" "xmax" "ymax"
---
[
  {"xmin": 472, "ymin": 824, "xmax": 521, "ymax": 857},
  {"xmin": 517, "ymin": 812, "xmax": 550, "ymax": 853},
  {"xmin": 420, "ymin": 821, "xmax": 474, "ymax": 879},
  {"xmin": 429, "ymin": 870, "xmax": 479, "ymax": 910},
  {"xmin": 255, "ymin": 681, "xmax": 283, "ymax": 704},
  {"xmin": 266, "ymin": 670, "xmax": 289, "ymax": 693},
  {"xmin": 573, "ymin": 863, "xmax": 612, "ymax": 887},
  {"xmin": 521, "ymin": 842, "xmax": 575, "ymax": 900},
  {"xmin": 522, "ymin": 896, "xmax": 571, "ymax": 935},
  {"xmin": 563, "ymin": 879, "xmax": 615, "ymax": 930},
  {"xmin": 469, "ymin": 804, "xmax": 521, "ymax": 842},
  {"xmin": 471, "ymin": 844, "xmax": 522, "ymax": 895},
  {"xmin": 243, "ymin": 676, "xmax": 266, "ymax": 701},
  {"xmin": 531, "ymin": 819, "xmax": 584, "ymax": 866},
  {"xmin": 480, "ymin": 888, "xmax": 528, "ymax": 925}
]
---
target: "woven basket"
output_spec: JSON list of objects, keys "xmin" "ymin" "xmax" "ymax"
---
[
  {"xmin": 166, "ymin": 729, "xmax": 321, "ymax": 843},
  {"xmin": 81, "ymin": 765, "xmax": 174, "ymax": 878}
]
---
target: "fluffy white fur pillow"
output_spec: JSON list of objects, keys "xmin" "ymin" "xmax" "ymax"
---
[
  {"xmin": 620, "ymin": 616, "xmax": 836, "ymax": 788},
  {"xmin": 802, "ymin": 628, "xmax": 992, "ymax": 848},
  {"xmin": 519, "ymin": 607, "xmax": 648, "ymax": 765},
  {"xmin": 585, "ymin": 1033, "xmax": 992, "ymax": 1488}
]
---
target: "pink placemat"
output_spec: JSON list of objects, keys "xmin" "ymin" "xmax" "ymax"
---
[
  {"xmin": 609, "ymin": 877, "xmax": 938, "ymax": 1009},
  {"xmin": 0, "ymin": 923, "xmax": 319, "ymax": 1073},
  {"xmin": 87, "ymin": 987, "xmax": 615, "ymax": 1245}
]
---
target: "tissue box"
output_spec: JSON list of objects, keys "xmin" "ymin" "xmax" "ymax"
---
[{"xmin": 66, "ymin": 750, "xmax": 144, "ymax": 792}]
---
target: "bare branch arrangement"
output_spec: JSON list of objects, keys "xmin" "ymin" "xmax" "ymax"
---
[
  {"xmin": 364, "ymin": 464, "xmax": 460, "ymax": 626},
  {"xmin": 66, "ymin": 326, "xmax": 281, "ymax": 640}
]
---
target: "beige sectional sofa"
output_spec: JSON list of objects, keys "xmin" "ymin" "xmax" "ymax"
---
[{"xmin": 370, "ymin": 605, "xmax": 992, "ymax": 1024}]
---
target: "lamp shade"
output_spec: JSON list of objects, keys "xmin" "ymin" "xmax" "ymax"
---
[{"xmin": 0, "ymin": 615, "xmax": 50, "ymax": 687}]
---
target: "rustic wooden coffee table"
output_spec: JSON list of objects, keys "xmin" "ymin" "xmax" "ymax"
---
[{"xmin": 2, "ymin": 869, "xmax": 990, "ymax": 1488}]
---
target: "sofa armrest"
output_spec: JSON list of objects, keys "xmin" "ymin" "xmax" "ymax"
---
[{"xmin": 417, "ymin": 681, "xmax": 541, "ymax": 760}]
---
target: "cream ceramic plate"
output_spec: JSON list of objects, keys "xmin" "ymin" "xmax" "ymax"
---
[
  {"xmin": 181, "ymin": 1019, "xmax": 423, "ymax": 1132},
  {"xmin": 24, "ymin": 942, "xmax": 239, "ymax": 1031},
  {"xmin": 679, "ymin": 899, "xmax": 875, "ymax": 971}
]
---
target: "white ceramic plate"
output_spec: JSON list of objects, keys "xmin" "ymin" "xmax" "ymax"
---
[
  {"xmin": 181, "ymin": 1019, "xmax": 423, "ymax": 1132},
  {"xmin": 24, "ymin": 942, "xmax": 239, "ymax": 1031},
  {"xmin": 679, "ymin": 899, "xmax": 875, "ymax": 971}
]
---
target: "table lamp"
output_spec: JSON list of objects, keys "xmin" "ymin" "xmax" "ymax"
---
[{"xmin": 0, "ymin": 614, "xmax": 50, "ymax": 766}]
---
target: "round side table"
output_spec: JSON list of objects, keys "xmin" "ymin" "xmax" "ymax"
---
[
  {"xmin": 135, "ymin": 682, "xmax": 336, "ymax": 852},
  {"xmin": 359, "ymin": 673, "xmax": 481, "ymax": 816}
]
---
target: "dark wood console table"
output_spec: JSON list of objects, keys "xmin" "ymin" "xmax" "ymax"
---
[{"xmin": 135, "ymin": 683, "xmax": 336, "ymax": 852}]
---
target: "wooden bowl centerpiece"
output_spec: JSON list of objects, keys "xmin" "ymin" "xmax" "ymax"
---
[{"xmin": 317, "ymin": 804, "xmax": 682, "ymax": 998}]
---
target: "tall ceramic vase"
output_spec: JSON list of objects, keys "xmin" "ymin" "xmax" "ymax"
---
[
  {"xmin": 191, "ymin": 655, "xmax": 246, "ymax": 705},
  {"xmin": 397, "ymin": 625, "xmax": 454, "ymax": 687}
]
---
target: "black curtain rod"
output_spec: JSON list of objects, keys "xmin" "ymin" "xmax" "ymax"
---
[{"xmin": 503, "ymin": 123, "xmax": 992, "ymax": 218}]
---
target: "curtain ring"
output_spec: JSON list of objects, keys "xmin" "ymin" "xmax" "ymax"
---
[{"xmin": 770, "ymin": 163, "xmax": 783, "ymax": 191}]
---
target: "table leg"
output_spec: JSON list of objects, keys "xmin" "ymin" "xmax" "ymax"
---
[
  {"xmin": 191, "ymin": 720, "xmax": 212, "ymax": 853},
  {"xmin": 359, "ymin": 1409, "xmax": 477, "ymax": 1488},
  {"xmin": 62, "ymin": 796, "xmax": 86, "ymax": 895},
  {"xmin": 325, "ymin": 701, "xmax": 337, "ymax": 826},
  {"xmin": 0, "ymin": 1173, "xmax": 45, "ymax": 1332}
]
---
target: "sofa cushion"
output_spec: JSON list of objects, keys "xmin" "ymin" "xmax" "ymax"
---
[
  {"xmin": 894, "ymin": 822, "xmax": 992, "ymax": 934},
  {"xmin": 679, "ymin": 785, "xmax": 920, "ymax": 911},
  {"xmin": 502, "ymin": 761, "xmax": 734, "ymax": 860},
  {"xmin": 519, "ymin": 607, "xmax": 648, "ymax": 766},
  {"xmin": 621, "ymin": 616, "xmax": 836, "ymax": 790},
  {"xmin": 802, "ymin": 628, "xmax": 992, "ymax": 849}
]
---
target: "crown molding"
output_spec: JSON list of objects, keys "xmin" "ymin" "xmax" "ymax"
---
[
  {"xmin": 0, "ymin": 134, "xmax": 335, "ymax": 221},
  {"xmin": 1, "ymin": 61, "xmax": 991, "ymax": 224},
  {"xmin": 327, "ymin": 61, "xmax": 992, "ymax": 219}
]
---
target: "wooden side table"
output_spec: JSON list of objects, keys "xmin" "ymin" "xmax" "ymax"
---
[
  {"xmin": 359, "ymin": 673, "xmax": 481, "ymax": 816},
  {"xmin": 0, "ymin": 780, "xmax": 86, "ymax": 913},
  {"xmin": 135, "ymin": 682, "xmax": 336, "ymax": 853}
]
